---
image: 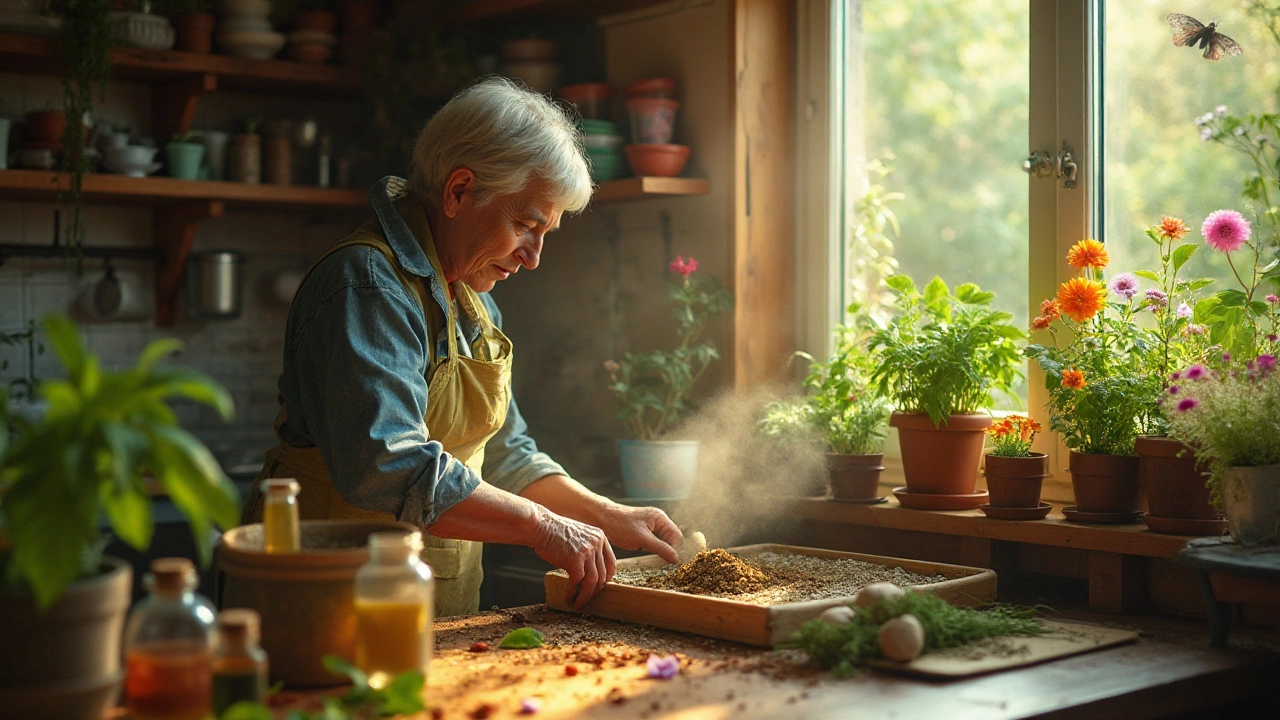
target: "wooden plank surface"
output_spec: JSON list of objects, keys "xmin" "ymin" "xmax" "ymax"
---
[
  {"xmin": 789, "ymin": 497, "xmax": 1193, "ymax": 558},
  {"xmin": 0, "ymin": 169, "xmax": 367, "ymax": 210},
  {"xmin": 590, "ymin": 176, "xmax": 710, "ymax": 203},
  {"xmin": 433, "ymin": 0, "xmax": 678, "ymax": 25},
  {"xmin": 545, "ymin": 544, "xmax": 995, "ymax": 646}
]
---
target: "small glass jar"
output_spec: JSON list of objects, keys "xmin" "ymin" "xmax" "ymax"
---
[
  {"xmin": 212, "ymin": 609, "xmax": 269, "ymax": 715},
  {"xmin": 353, "ymin": 531, "xmax": 434, "ymax": 689},
  {"xmin": 262, "ymin": 478, "xmax": 301, "ymax": 553},
  {"xmin": 123, "ymin": 557, "xmax": 217, "ymax": 720}
]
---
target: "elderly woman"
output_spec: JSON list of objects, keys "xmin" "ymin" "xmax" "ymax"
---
[{"xmin": 244, "ymin": 78, "xmax": 683, "ymax": 617}]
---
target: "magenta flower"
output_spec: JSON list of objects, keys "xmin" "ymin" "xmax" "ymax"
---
[
  {"xmin": 668, "ymin": 256, "xmax": 698, "ymax": 277},
  {"xmin": 1177, "ymin": 398, "xmax": 1200, "ymax": 412},
  {"xmin": 1201, "ymin": 210, "xmax": 1252, "ymax": 252},
  {"xmin": 1268, "ymin": 294, "xmax": 1280, "ymax": 304},
  {"xmin": 520, "ymin": 698, "xmax": 542, "ymax": 715},
  {"xmin": 645, "ymin": 654, "xmax": 680, "ymax": 680},
  {"xmin": 1258, "ymin": 354, "xmax": 1277, "ymax": 372},
  {"xmin": 1109, "ymin": 272, "xmax": 1139, "ymax": 299},
  {"xmin": 1168, "ymin": 385, "xmax": 1180, "ymax": 395},
  {"xmin": 1269, "ymin": 334, "xmax": 1279, "ymax": 343},
  {"xmin": 1171, "ymin": 371, "xmax": 1182, "ymax": 381},
  {"xmin": 1187, "ymin": 323, "xmax": 1207, "ymax": 336},
  {"xmin": 1176, "ymin": 302, "xmax": 1192, "ymax": 318},
  {"xmin": 1185, "ymin": 365, "xmax": 1207, "ymax": 380},
  {"xmin": 1146, "ymin": 289, "xmax": 1168, "ymax": 310},
  {"xmin": 1223, "ymin": 352, "xmax": 1232, "ymax": 363}
]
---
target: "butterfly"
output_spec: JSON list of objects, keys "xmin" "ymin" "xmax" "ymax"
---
[{"xmin": 1167, "ymin": 13, "xmax": 1244, "ymax": 60}]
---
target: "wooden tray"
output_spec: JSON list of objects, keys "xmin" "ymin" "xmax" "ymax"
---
[
  {"xmin": 867, "ymin": 620, "xmax": 1139, "ymax": 679},
  {"xmin": 544, "ymin": 543, "xmax": 997, "ymax": 647}
]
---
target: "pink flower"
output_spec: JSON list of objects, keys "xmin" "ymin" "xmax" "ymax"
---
[
  {"xmin": 1109, "ymin": 272, "xmax": 1139, "ymax": 299},
  {"xmin": 1170, "ymin": 371, "xmax": 1182, "ymax": 381},
  {"xmin": 1185, "ymin": 365, "xmax": 1207, "ymax": 380},
  {"xmin": 1268, "ymin": 294, "xmax": 1280, "ymax": 304},
  {"xmin": 1187, "ymin": 323, "xmax": 1207, "ymax": 336},
  {"xmin": 1223, "ymin": 352, "xmax": 1232, "ymax": 363},
  {"xmin": 1146, "ymin": 289, "xmax": 1168, "ymax": 309},
  {"xmin": 1168, "ymin": 385, "xmax": 1180, "ymax": 394},
  {"xmin": 1258, "ymin": 354, "xmax": 1277, "ymax": 372},
  {"xmin": 668, "ymin": 256, "xmax": 698, "ymax": 277},
  {"xmin": 1268, "ymin": 334, "xmax": 1279, "ymax": 343},
  {"xmin": 1177, "ymin": 398, "xmax": 1200, "ymax": 411},
  {"xmin": 1201, "ymin": 210, "xmax": 1252, "ymax": 252},
  {"xmin": 1176, "ymin": 302, "xmax": 1192, "ymax": 318},
  {"xmin": 645, "ymin": 654, "xmax": 680, "ymax": 680}
]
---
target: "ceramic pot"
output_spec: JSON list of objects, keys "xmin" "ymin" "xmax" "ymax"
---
[
  {"xmin": 173, "ymin": 11, "xmax": 214, "ymax": 52},
  {"xmin": 0, "ymin": 558, "xmax": 132, "ymax": 720},
  {"xmin": 263, "ymin": 133, "xmax": 292, "ymax": 185},
  {"xmin": 1222, "ymin": 464, "xmax": 1280, "ymax": 546},
  {"xmin": 1136, "ymin": 436, "xmax": 1218, "ymax": 521},
  {"xmin": 618, "ymin": 439, "xmax": 698, "ymax": 500},
  {"xmin": 25, "ymin": 109, "xmax": 66, "ymax": 143},
  {"xmin": 1068, "ymin": 451, "xmax": 1142, "ymax": 513},
  {"xmin": 202, "ymin": 130, "xmax": 229, "ymax": 180},
  {"xmin": 227, "ymin": 134, "xmax": 261, "ymax": 183},
  {"xmin": 891, "ymin": 412, "xmax": 992, "ymax": 495},
  {"xmin": 166, "ymin": 141, "xmax": 205, "ymax": 180},
  {"xmin": 983, "ymin": 453, "xmax": 1048, "ymax": 508},
  {"xmin": 624, "ymin": 143, "xmax": 689, "ymax": 177},
  {"xmin": 827, "ymin": 453, "xmax": 885, "ymax": 501},
  {"xmin": 626, "ymin": 97, "xmax": 679, "ymax": 144},
  {"xmin": 217, "ymin": 520, "xmax": 417, "ymax": 687}
]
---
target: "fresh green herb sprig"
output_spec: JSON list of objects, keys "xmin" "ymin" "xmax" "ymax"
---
[
  {"xmin": 499, "ymin": 627, "xmax": 544, "ymax": 649},
  {"xmin": 783, "ymin": 591, "xmax": 1049, "ymax": 677},
  {"xmin": 219, "ymin": 656, "xmax": 425, "ymax": 720}
]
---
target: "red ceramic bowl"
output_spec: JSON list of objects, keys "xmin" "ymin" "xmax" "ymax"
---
[
  {"xmin": 559, "ymin": 83, "xmax": 613, "ymax": 119},
  {"xmin": 624, "ymin": 77, "xmax": 676, "ymax": 99},
  {"xmin": 624, "ymin": 143, "xmax": 690, "ymax": 177}
]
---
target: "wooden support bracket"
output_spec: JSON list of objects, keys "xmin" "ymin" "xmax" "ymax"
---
[
  {"xmin": 154, "ymin": 200, "xmax": 224, "ymax": 326},
  {"xmin": 153, "ymin": 73, "xmax": 217, "ymax": 144},
  {"xmin": 1088, "ymin": 551, "xmax": 1149, "ymax": 613}
]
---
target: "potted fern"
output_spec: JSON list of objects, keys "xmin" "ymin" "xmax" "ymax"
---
[
  {"xmin": 0, "ymin": 314, "xmax": 240, "ymax": 719},
  {"xmin": 870, "ymin": 276, "xmax": 1024, "ymax": 509}
]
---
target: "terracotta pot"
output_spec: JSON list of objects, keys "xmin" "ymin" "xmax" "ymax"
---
[
  {"xmin": 983, "ymin": 453, "xmax": 1048, "ymax": 508},
  {"xmin": 173, "ymin": 11, "xmax": 214, "ymax": 53},
  {"xmin": 0, "ymin": 557, "xmax": 132, "ymax": 720},
  {"xmin": 1136, "ymin": 436, "xmax": 1218, "ymax": 521},
  {"xmin": 25, "ymin": 110, "xmax": 67, "ymax": 143},
  {"xmin": 624, "ymin": 143, "xmax": 690, "ymax": 177},
  {"xmin": 1223, "ymin": 464, "xmax": 1280, "ymax": 546},
  {"xmin": 891, "ymin": 412, "xmax": 992, "ymax": 494},
  {"xmin": 1068, "ymin": 451, "xmax": 1142, "ymax": 513},
  {"xmin": 827, "ymin": 453, "xmax": 885, "ymax": 501},
  {"xmin": 293, "ymin": 9, "xmax": 336, "ymax": 34},
  {"xmin": 217, "ymin": 519, "xmax": 416, "ymax": 687}
]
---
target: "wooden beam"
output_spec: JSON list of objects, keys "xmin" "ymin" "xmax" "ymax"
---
[
  {"xmin": 152, "ymin": 73, "xmax": 216, "ymax": 145},
  {"xmin": 1089, "ymin": 551, "xmax": 1149, "ymax": 613},
  {"xmin": 153, "ymin": 200, "xmax": 223, "ymax": 326}
]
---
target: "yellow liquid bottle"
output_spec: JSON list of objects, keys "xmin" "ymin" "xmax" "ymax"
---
[
  {"xmin": 262, "ymin": 479, "xmax": 301, "ymax": 553},
  {"xmin": 353, "ymin": 532, "xmax": 434, "ymax": 689}
]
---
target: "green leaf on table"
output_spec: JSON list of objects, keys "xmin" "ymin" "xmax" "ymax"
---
[
  {"xmin": 499, "ymin": 627, "xmax": 545, "ymax": 649},
  {"xmin": 379, "ymin": 671, "xmax": 426, "ymax": 716},
  {"xmin": 323, "ymin": 655, "xmax": 369, "ymax": 691}
]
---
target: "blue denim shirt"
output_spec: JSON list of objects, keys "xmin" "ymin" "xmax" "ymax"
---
[{"xmin": 275, "ymin": 177, "xmax": 567, "ymax": 525}]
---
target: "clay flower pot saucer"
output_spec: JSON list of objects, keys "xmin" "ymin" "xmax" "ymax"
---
[
  {"xmin": 1061, "ymin": 506, "xmax": 1143, "ymax": 525},
  {"xmin": 831, "ymin": 495, "xmax": 888, "ymax": 505},
  {"xmin": 1142, "ymin": 515, "xmax": 1227, "ymax": 536},
  {"xmin": 892, "ymin": 487, "xmax": 989, "ymax": 511},
  {"xmin": 979, "ymin": 502, "xmax": 1052, "ymax": 520}
]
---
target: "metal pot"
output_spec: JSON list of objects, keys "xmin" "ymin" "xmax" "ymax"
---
[{"xmin": 187, "ymin": 250, "xmax": 244, "ymax": 319}]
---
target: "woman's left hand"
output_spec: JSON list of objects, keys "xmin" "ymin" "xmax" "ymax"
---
[{"xmin": 594, "ymin": 503, "xmax": 684, "ymax": 565}]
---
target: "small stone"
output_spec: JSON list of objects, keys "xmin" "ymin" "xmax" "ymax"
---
[{"xmin": 469, "ymin": 642, "xmax": 489, "ymax": 653}]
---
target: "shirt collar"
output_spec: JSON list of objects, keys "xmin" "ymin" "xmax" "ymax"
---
[{"xmin": 368, "ymin": 176, "xmax": 440, "ymax": 280}]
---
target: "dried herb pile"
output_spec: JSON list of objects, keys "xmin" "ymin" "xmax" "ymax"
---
[{"xmin": 785, "ymin": 591, "xmax": 1049, "ymax": 677}]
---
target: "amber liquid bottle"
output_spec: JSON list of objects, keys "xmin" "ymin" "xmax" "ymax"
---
[
  {"xmin": 123, "ymin": 558, "xmax": 216, "ymax": 720},
  {"xmin": 354, "ymin": 531, "xmax": 434, "ymax": 689},
  {"xmin": 262, "ymin": 478, "xmax": 301, "ymax": 553},
  {"xmin": 212, "ymin": 608, "xmax": 269, "ymax": 715}
]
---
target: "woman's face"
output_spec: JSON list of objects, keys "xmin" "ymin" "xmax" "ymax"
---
[{"xmin": 433, "ymin": 169, "xmax": 565, "ymax": 293}]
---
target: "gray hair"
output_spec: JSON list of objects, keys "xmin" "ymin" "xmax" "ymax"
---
[{"xmin": 407, "ymin": 77, "xmax": 593, "ymax": 214}]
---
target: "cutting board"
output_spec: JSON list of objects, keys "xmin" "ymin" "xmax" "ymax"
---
[
  {"xmin": 867, "ymin": 620, "xmax": 1139, "ymax": 678},
  {"xmin": 545, "ymin": 543, "xmax": 996, "ymax": 647}
]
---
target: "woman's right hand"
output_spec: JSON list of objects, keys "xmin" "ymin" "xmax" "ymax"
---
[{"xmin": 530, "ymin": 506, "xmax": 616, "ymax": 611}]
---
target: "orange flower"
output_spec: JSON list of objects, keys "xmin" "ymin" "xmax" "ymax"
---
[
  {"xmin": 1061, "ymin": 369, "xmax": 1086, "ymax": 390},
  {"xmin": 1066, "ymin": 239, "xmax": 1109, "ymax": 270},
  {"xmin": 1031, "ymin": 315, "xmax": 1053, "ymax": 331},
  {"xmin": 1039, "ymin": 299, "xmax": 1061, "ymax": 320},
  {"xmin": 1056, "ymin": 277, "xmax": 1107, "ymax": 322},
  {"xmin": 1159, "ymin": 216, "xmax": 1189, "ymax": 240}
]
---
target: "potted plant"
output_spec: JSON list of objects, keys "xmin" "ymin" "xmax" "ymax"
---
[
  {"xmin": 982, "ymin": 415, "xmax": 1047, "ymax": 511},
  {"xmin": 166, "ymin": 129, "xmax": 206, "ymax": 180},
  {"xmin": 1025, "ymin": 239, "xmax": 1163, "ymax": 520},
  {"xmin": 604, "ymin": 255, "xmax": 732, "ymax": 500},
  {"xmin": 757, "ymin": 399, "xmax": 826, "ymax": 497},
  {"xmin": 0, "ymin": 314, "xmax": 240, "ymax": 719},
  {"xmin": 1166, "ymin": 355, "xmax": 1280, "ymax": 546},
  {"xmin": 869, "ymin": 275, "xmax": 1024, "ymax": 507},
  {"xmin": 165, "ymin": 0, "xmax": 214, "ymax": 53}
]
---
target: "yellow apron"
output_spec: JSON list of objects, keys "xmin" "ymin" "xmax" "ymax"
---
[{"xmin": 243, "ymin": 205, "xmax": 513, "ymax": 618}]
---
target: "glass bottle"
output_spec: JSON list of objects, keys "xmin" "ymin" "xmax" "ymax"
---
[
  {"xmin": 212, "ymin": 609, "xmax": 269, "ymax": 715},
  {"xmin": 354, "ymin": 531, "xmax": 434, "ymax": 689},
  {"xmin": 123, "ymin": 557, "xmax": 217, "ymax": 720},
  {"xmin": 262, "ymin": 478, "xmax": 301, "ymax": 553}
]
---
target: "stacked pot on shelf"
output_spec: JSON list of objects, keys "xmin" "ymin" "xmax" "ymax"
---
[
  {"xmin": 624, "ymin": 77, "xmax": 690, "ymax": 177},
  {"xmin": 217, "ymin": 0, "xmax": 284, "ymax": 59}
]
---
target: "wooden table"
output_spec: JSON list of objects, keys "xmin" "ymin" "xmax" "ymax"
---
[
  {"xmin": 1177, "ymin": 537, "xmax": 1280, "ymax": 646},
  {"xmin": 271, "ymin": 606, "xmax": 1277, "ymax": 720}
]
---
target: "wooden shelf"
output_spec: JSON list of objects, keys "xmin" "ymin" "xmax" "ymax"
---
[
  {"xmin": 436, "ymin": 0, "xmax": 678, "ymax": 25},
  {"xmin": 0, "ymin": 33, "xmax": 365, "ymax": 98},
  {"xmin": 593, "ymin": 176, "xmax": 709, "ymax": 203},
  {"xmin": 0, "ymin": 169, "xmax": 367, "ymax": 210}
]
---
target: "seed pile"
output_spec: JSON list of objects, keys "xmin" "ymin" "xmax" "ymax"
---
[{"xmin": 614, "ymin": 550, "xmax": 951, "ymax": 604}]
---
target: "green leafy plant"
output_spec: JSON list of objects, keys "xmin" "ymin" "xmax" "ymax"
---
[
  {"xmin": 171, "ymin": 130, "xmax": 201, "ymax": 144},
  {"xmin": 1165, "ymin": 356, "xmax": 1280, "ymax": 508},
  {"xmin": 783, "ymin": 591, "xmax": 1048, "ymax": 678},
  {"xmin": 220, "ymin": 656, "xmax": 426, "ymax": 720},
  {"xmin": 604, "ymin": 257, "xmax": 733, "ymax": 440},
  {"xmin": 789, "ymin": 311, "xmax": 891, "ymax": 455},
  {"xmin": 0, "ymin": 320, "xmax": 44, "ymax": 403},
  {"xmin": 869, "ymin": 275, "xmax": 1024, "ymax": 427},
  {"xmin": 847, "ymin": 155, "xmax": 903, "ymax": 324},
  {"xmin": 0, "ymin": 314, "xmax": 239, "ymax": 608}
]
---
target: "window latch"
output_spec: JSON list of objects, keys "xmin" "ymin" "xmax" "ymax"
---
[{"xmin": 1022, "ymin": 141, "xmax": 1078, "ymax": 190}]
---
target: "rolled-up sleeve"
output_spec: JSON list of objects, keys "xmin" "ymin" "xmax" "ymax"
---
[
  {"xmin": 478, "ymin": 293, "xmax": 567, "ymax": 494},
  {"xmin": 287, "ymin": 247, "xmax": 480, "ymax": 525}
]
